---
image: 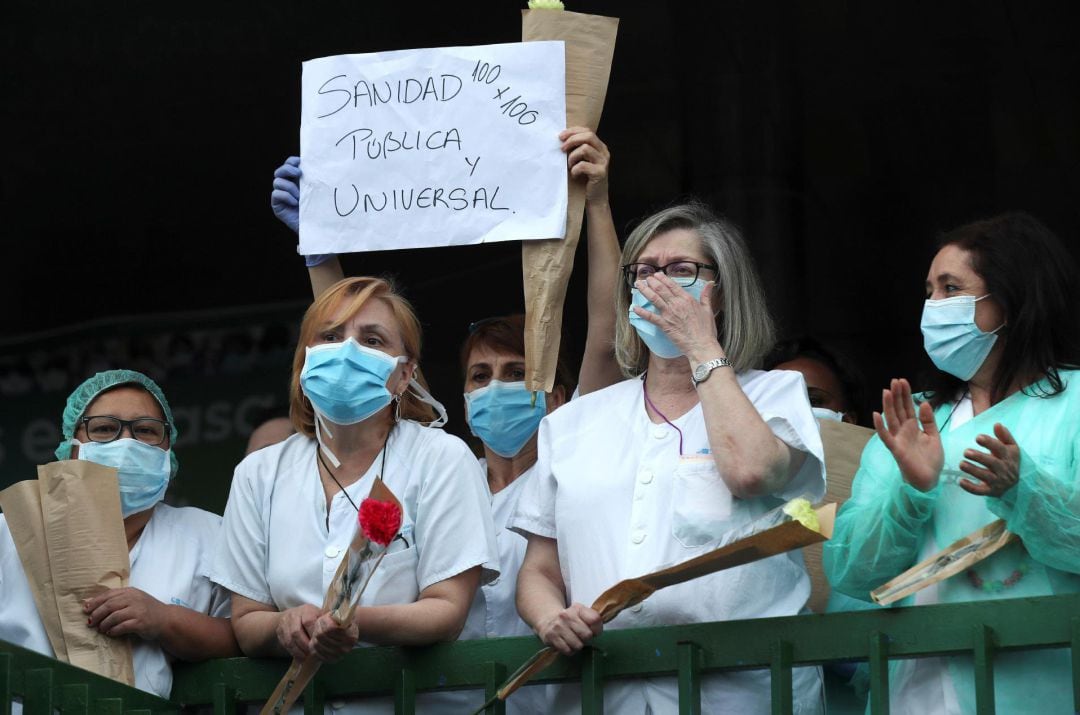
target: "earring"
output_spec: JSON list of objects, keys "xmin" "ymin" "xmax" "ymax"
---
[{"xmin": 393, "ymin": 394, "xmax": 402, "ymax": 422}]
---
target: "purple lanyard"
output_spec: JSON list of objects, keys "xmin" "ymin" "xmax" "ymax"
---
[{"xmin": 642, "ymin": 375, "xmax": 685, "ymax": 456}]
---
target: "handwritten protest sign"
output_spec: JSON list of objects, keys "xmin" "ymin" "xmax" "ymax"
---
[{"xmin": 298, "ymin": 42, "xmax": 567, "ymax": 255}]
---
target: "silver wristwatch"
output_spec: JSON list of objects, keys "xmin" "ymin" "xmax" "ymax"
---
[{"xmin": 691, "ymin": 357, "xmax": 732, "ymax": 387}]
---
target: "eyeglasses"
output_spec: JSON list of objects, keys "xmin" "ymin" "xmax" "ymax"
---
[
  {"xmin": 622, "ymin": 261, "xmax": 718, "ymax": 288},
  {"xmin": 78, "ymin": 416, "xmax": 170, "ymax": 446}
]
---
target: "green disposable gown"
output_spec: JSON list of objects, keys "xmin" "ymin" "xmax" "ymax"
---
[{"xmin": 823, "ymin": 370, "xmax": 1080, "ymax": 714}]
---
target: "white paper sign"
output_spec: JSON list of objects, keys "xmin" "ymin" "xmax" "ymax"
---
[{"xmin": 298, "ymin": 42, "xmax": 567, "ymax": 254}]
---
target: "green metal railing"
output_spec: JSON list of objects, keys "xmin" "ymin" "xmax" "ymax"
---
[{"xmin": 4, "ymin": 594, "xmax": 1079, "ymax": 714}]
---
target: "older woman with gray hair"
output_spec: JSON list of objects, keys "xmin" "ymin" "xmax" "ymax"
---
[{"xmin": 511, "ymin": 202, "xmax": 826, "ymax": 713}]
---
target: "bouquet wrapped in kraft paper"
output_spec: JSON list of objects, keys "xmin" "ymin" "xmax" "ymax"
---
[
  {"xmin": 0, "ymin": 460, "xmax": 134, "ymax": 685},
  {"xmin": 476, "ymin": 498, "xmax": 836, "ymax": 713},
  {"xmin": 260, "ymin": 479, "xmax": 403, "ymax": 715},
  {"xmin": 521, "ymin": 5, "xmax": 618, "ymax": 393}
]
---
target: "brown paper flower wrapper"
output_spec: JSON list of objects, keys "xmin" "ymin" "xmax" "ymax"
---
[
  {"xmin": 803, "ymin": 419, "xmax": 874, "ymax": 612},
  {"xmin": 476, "ymin": 502, "xmax": 836, "ymax": 712},
  {"xmin": 521, "ymin": 8, "xmax": 618, "ymax": 393},
  {"xmin": 0, "ymin": 460, "xmax": 134, "ymax": 685},
  {"xmin": 870, "ymin": 519, "xmax": 1018, "ymax": 606},
  {"xmin": 260, "ymin": 478, "xmax": 401, "ymax": 715}
]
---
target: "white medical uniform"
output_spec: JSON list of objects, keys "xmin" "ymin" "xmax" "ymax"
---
[
  {"xmin": 459, "ymin": 461, "xmax": 546, "ymax": 715},
  {"xmin": 0, "ymin": 503, "xmax": 228, "ymax": 704},
  {"xmin": 511, "ymin": 371, "xmax": 827, "ymax": 715},
  {"xmin": 210, "ymin": 420, "xmax": 498, "ymax": 714}
]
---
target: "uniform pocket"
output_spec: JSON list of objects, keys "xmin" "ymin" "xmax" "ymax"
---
[
  {"xmin": 671, "ymin": 458, "xmax": 733, "ymax": 548},
  {"xmin": 362, "ymin": 544, "xmax": 420, "ymax": 607}
]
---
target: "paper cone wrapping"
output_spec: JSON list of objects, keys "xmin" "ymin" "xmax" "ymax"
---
[
  {"xmin": 40, "ymin": 461, "xmax": 135, "ymax": 684},
  {"xmin": 261, "ymin": 479, "xmax": 402, "ymax": 715},
  {"xmin": 488, "ymin": 503, "xmax": 836, "ymax": 708},
  {"xmin": 803, "ymin": 420, "xmax": 873, "ymax": 612},
  {"xmin": 871, "ymin": 519, "xmax": 1018, "ymax": 605},
  {"xmin": 521, "ymin": 9, "xmax": 618, "ymax": 393},
  {"xmin": 0, "ymin": 461, "xmax": 134, "ymax": 685},
  {"xmin": 0, "ymin": 480, "xmax": 68, "ymax": 660}
]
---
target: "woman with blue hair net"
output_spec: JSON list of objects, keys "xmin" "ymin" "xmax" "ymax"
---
[
  {"xmin": 0, "ymin": 369, "xmax": 238, "ymax": 700},
  {"xmin": 824, "ymin": 213, "xmax": 1080, "ymax": 714}
]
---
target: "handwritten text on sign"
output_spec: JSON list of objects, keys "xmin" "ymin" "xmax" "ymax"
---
[{"xmin": 298, "ymin": 42, "xmax": 567, "ymax": 254}]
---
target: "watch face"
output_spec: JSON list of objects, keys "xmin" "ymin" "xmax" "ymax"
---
[{"xmin": 693, "ymin": 363, "xmax": 708, "ymax": 380}]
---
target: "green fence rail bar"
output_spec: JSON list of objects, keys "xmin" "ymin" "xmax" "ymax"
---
[
  {"xmin": 0, "ymin": 641, "xmax": 177, "ymax": 714},
  {"xmin": 4, "ymin": 593, "xmax": 1079, "ymax": 713}
]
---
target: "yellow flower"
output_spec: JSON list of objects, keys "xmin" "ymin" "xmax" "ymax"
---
[
  {"xmin": 782, "ymin": 498, "xmax": 820, "ymax": 533},
  {"xmin": 527, "ymin": 0, "xmax": 565, "ymax": 9}
]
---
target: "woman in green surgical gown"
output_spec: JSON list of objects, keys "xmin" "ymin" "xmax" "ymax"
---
[{"xmin": 824, "ymin": 212, "xmax": 1080, "ymax": 715}]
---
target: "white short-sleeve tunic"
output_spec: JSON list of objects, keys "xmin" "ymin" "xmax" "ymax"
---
[
  {"xmin": 511, "ymin": 371, "xmax": 826, "ymax": 714},
  {"xmin": 210, "ymin": 420, "xmax": 498, "ymax": 713},
  {"xmin": 459, "ymin": 461, "xmax": 545, "ymax": 715}
]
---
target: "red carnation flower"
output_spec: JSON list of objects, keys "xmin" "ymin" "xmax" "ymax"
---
[{"xmin": 359, "ymin": 498, "xmax": 402, "ymax": 547}]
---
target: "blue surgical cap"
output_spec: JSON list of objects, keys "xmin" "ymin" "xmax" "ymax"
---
[{"xmin": 54, "ymin": 369, "xmax": 180, "ymax": 477}]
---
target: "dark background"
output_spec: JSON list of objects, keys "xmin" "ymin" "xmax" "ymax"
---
[{"xmin": 3, "ymin": 1, "xmax": 1079, "ymax": 506}]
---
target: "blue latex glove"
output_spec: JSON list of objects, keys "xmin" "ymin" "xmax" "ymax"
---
[
  {"xmin": 271, "ymin": 156, "xmax": 302, "ymax": 233},
  {"xmin": 271, "ymin": 156, "xmax": 333, "ymax": 266}
]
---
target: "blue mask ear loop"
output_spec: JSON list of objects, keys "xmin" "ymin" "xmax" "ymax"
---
[{"xmin": 641, "ymin": 373, "xmax": 685, "ymax": 456}]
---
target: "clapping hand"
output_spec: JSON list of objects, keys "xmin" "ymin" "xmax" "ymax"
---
[
  {"xmin": 873, "ymin": 378, "xmax": 944, "ymax": 492},
  {"xmin": 959, "ymin": 423, "xmax": 1021, "ymax": 497}
]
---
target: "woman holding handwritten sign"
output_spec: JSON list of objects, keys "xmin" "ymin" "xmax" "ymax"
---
[{"xmin": 269, "ymin": 128, "xmax": 621, "ymax": 713}]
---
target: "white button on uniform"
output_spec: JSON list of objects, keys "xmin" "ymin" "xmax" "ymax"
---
[
  {"xmin": 324, "ymin": 546, "xmax": 340, "ymax": 558},
  {"xmin": 630, "ymin": 604, "xmax": 643, "ymax": 613},
  {"xmin": 631, "ymin": 531, "xmax": 646, "ymax": 544},
  {"xmin": 639, "ymin": 469, "xmax": 654, "ymax": 484},
  {"xmin": 653, "ymin": 427, "xmax": 667, "ymax": 439}
]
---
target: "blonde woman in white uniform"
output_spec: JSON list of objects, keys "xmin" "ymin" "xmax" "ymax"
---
[
  {"xmin": 511, "ymin": 203, "xmax": 827, "ymax": 714},
  {"xmin": 211, "ymin": 277, "xmax": 498, "ymax": 713}
]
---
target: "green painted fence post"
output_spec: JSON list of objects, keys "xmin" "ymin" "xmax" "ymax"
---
[
  {"xmin": 483, "ymin": 661, "xmax": 507, "ymax": 715},
  {"xmin": 304, "ymin": 676, "xmax": 326, "ymax": 715},
  {"xmin": 213, "ymin": 681, "xmax": 237, "ymax": 715},
  {"xmin": 770, "ymin": 640, "xmax": 793, "ymax": 715},
  {"xmin": 1071, "ymin": 616, "xmax": 1080, "ymax": 713},
  {"xmin": 59, "ymin": 682, "xmax": 89, "ymax": 714},
  {"xmin": 0, "ymin": 652, "xmax": 10, "ymax": 715},
  {"xmin": 23, "ymin": 668, "xmax": 53, "ymax": 715},
  {"xmin": 973, "ymin": 624, "xmax": 996, "ymax": 715},
  {"xmin": 677, "ymin": 641, "xmax": 702, "ymax": 715},
  {"xmin": 394, "ymin": 667, "xmax": 416, "ymax": 715},
  {"xmin": 580, "ymin": 647, "xmax": 604, "ymax": 715},
  {"xmin": 868, "ymin": 631, "xmax": 890, "ymax": 715}
]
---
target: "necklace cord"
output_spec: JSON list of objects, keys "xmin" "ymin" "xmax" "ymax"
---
[
  {"xmin": 317, "ymin": 426, "xmax": 392, "ymax": 515},
  {"xmin": 642, "ymin": 374, "xmax": 685, "ymax": 455}
]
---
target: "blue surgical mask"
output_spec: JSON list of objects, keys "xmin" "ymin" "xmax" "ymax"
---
[
  {"xmin": 300, "ymin": 338, "xmax": 406, "ymax": 426},
  {"xmin": 78, "ymin": 438, "xmax": 171, "ymax": 517},
  {"xmin": 812, "ymin": 407, "xmax": 845, "ymax": 423},
  {"xmin": 464, "ymin": 381, "xmax": 546, "ymax": 458},
  {"xmin": 628, "ymin": 278, "xmax": 708, "ymax": 359},
  {"xmin": 920, "ymin": 295, "xmax": 1003, "ymax": 381}
]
